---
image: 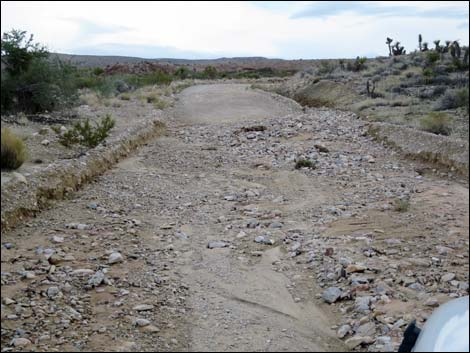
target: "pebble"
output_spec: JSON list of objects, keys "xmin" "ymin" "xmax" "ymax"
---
[
  {"xmin": 134, "ymin": 318, "xmax": 151, "ymax": 327},
  {"xmin": 12, "ymin": 172, "xmax": 27, "ymax": 184},
  {"xmin": 424, "ymin": 298, "xmax": 439, "ymax": 307},
  {"xmin": 355, "ymin": 296, "xmax": 372, "ymax": 313},
  {"xmin": 11, "ymin": 337, "xmax": 31, "ymax": 347},
  {"xmin": 108, "ymin": 252, "xmax": 124, "ymax": 264},
  {"xmin": 47, "ymin": 286, "xmax": 61, "ymax": 299},
  {"xmin": 133, "ymin": 304, "xmax": 154, "ymax": 311},
  {"xmin": 345, "ymin": 336, "xmax": 374, "ymax": 349},
  {"xmin": 322, "ymin": 287, "xmax": 343, "ymax": 304},
  {"xmin": 88, "ymin": 271, "xmax": 105, "ymax": 287},
  {"xmin": 346, "ymin": 264, "xmax": 367, "ymax": 273},
  {"xmin": 254, "ymin": 236, "xmax": 275, "ymax": 245},
  {"xmin": 441, "ymin": 273, "xmax": 456, "ymax": 282},
  {"xmin": 337, "ymin": 324, "xmax": 351, "ymax": 338},
  {"xmin": 52, "ymin": 235, "xmax": 64, "ymax": 243},
  {"xmin": 207, "ymin": 241, "xmax": 229, "ymax": 249}
]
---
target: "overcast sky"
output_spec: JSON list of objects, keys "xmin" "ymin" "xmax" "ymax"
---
[{"xmin": 1, "ymin": 1, "xmax": 469, "ymax": 59}]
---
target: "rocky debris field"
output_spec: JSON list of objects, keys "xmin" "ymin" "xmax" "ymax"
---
[{"xmin": 1, "ymin": 84, "xmax": 468, "ymax": 352}]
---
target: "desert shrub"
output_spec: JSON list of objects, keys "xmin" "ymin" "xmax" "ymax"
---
[
  {"xmin": 119, "ymin": 93, "xmax": 131, "ymax": 100},
  {"xmin": 425, "ymin": 51, "xmax": 440, "ymax": 66},
  {"xmin": 57, "ymin": 114, "xmax": 115, "ymax": 148},
  {"xmin": 346, "ymin": 57, "xmax": 367, "ymax": 72},
  {"xmin": 295, "ymin": 159, "xmax": 316, "ymax": 169},
  {"xmin": 420, "ymin": 112, "xmax": 453, "ymax": 135},
  {"xmin": 394, "ymin": 198, "xmax": 410, "ymax": 212},
  {"xmin": 317, "ymin": 60, "xmax": 336, "ymax": 75},
  {"xmin": 1, "ymin": 128, "xmax": 27, "ymax": 170},
  {"xmin": 145, "ymin": 93, "xmax": 159, "ymax": 103},
  {"xmin": 434, "ymin": 88, "xmax": 469, "ymax": 111},
  {"xmin": 422, "ymin": 67, "xmax": 435, "ymax": 84},
  {"xmin": 92, "ymin": 67, "xmax": 104, "ymax": 76},
  {"xmin": 174, "ymin": 67, "xmax": 191, "ymax": 79},
  {"xmin": 202, "ymin": 66, "xmax": 218, "ymax": 79},
  {"xmin": 457, "ymin": 87, "xmax": 469, "ymax": 114}
]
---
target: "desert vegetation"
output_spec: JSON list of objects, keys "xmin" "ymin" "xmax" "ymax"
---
[
  {"xmin": 1, "ymin": 128, "xmax": 27, "ymax": 170},
  {"xmin": 265, "ymin": 33, "xmax": 469, "ymax": 139}
]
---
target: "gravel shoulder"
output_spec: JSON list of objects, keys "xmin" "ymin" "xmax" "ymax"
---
[{"xmin": 1, "ymin": 84, "xmax": 468, "ymax": 352}]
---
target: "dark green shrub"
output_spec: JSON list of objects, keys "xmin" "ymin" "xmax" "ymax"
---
[
  {"xmin": 1, "ymin": 128, "xmax": 27, "ymax": 170},
  {"xmin": 57, "ymin": 114, "xmax": 115, "ymax": 148},
  {"xmin": 347, "ymin": 57, "xmax": 367, "ymax": 72},
  {"xmin": 203, "ymin": 66, "xmax": 218, "ymax": 79},
  {"xmin": 174, "ymin": 67, "xmax": 191, "ymax": 79},
  {"xmin": 1, "ymin": 29, "xmax": 78, "ymax": 113},
  {"xmin": 420, "ymin": 112, "xmax": 453, "ymax": 135},
  {"xmin": 425, "ymin": 51, "xmax": 440, "ymax": 66},
  {"xmin": 92, "ymin": 67, "xmax": 104, "ymax": 76},
  {"xmin": 317, "ymin": 60, "xmax": 336, "ymax": 75}
]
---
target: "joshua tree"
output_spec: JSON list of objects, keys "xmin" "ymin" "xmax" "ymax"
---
[
  {"xmin": 434, "ymin": 40, "xmax": 441, "ymax": 52},
  {"xmin": 392, "ymin": 41, "xmax": 406, "ymax": 56},
  {"xmin": 450, "ymin": 40, "xmax": 461, "ymax": 58},
  {"xmin": 422, "ymin": 42, "xmax": 429, "ymax": 52},
  {"xmin": 418, "ymin": 34, "xmax": 423, "ymax": 51},
  {"xmin": 443, "ymin": 40, "xmax": 452, "ymax": 53},
  {"xmin": 386, "ymin": 37, "xmax": 393, "ymax": 56},
  {"xmin": 366, "ymin": 79, "xmax": 376, "ymax": 98}
]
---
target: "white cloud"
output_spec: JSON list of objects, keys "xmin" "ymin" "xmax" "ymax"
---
[{"xmin": 1, "ymin": 1, "xmax": 469, "ymax": 59}]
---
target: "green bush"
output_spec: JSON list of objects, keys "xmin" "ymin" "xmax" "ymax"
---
[
  {"xmin": 346, "ymin": 57, "xmax": 367, "ymax": 72},
  {"xmin": 1, "ymin": 29, "xmax": 78, "ymax": 113},
  {"xmin": 420, "ymin": 112, "xmax": 453, "ymax": 135},
  {"xmin": 57, "ymin": 114, "xmax": 115, "ymax": 148},
  {"xmin": 203, "ymin": 66, "xmax": 218, "ymax": 79},
  {"xmin": 92, "ymin": 67, "xmax": 104, "ymax": 76},
  {"xmin": 1, "ymin": 128, "xmax": 27, "ymax": 170},
  {"xmin": 457, "ymin": 87, "xmax": 469, "ymax": 114},
  {"xmin": 317, "ymin": 60, "xmax": 336, "ymax": 75},
  {"xmin": 425, "ymin": 51, "xmax": 440, "ymax": 66}
]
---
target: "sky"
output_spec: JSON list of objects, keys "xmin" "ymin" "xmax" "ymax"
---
[{"xmin": 1, "ymin": 1, "xmax": 469, "ymax": 60}]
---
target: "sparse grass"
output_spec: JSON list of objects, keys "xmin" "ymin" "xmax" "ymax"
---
[
  {"xmin": 119, "ymin": 93, "xmax": 131, "ymax": 100},
  {"xmin": 394, "ymin": 198, "xmax": 410, "ymax": 212},
  {"xmin": 352, "ymin": 98, "xmax": 389, "ymax": 112},
  {"xmin": 295, "ymin": 159, "xmax": 316, "ymax": 170},
  {"xmin": 420, "ymin": 112, "xmax": 453, "ymax": 135},
  {"xmin": 434, "ymin": 88, "xmax": 469, "ymax": 111},
  {"xmin": 1, "ymin": 128, "xmax": 27, "ymax": 170},
  {"xmin": 79, "ymin": 90, "xmax": 102, "ymax": 107}
]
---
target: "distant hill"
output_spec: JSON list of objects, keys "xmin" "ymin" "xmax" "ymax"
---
[{"xmin": 50, "ymin": 53, "xmax": 318, "ymax": 72}]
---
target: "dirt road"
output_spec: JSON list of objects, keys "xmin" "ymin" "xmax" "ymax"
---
[{"xmin": 1, "ymin": 84, "xmax": 468, "ymax": 352}]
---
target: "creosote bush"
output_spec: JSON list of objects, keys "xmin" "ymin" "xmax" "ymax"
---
[
  {"xmin": 1, "ymin": 128, "xmax": 27, "ymax": 170},
  {"xmin": 420, "ymin": 112, "xmax": 453, "ymax": 135},
  {"xmin": 55, "ymin": 114, "xmax": 115, "ymax": 148},
  {"xmin": 394, "ymin": 198, "xmax": 410, "ymax": 212}
]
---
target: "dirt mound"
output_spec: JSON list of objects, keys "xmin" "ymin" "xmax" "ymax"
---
[{"xmin": 293, "ymin": 80, "xmax": 360, "ymax": 108}]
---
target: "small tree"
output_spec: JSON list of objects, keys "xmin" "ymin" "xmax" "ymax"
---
[
  {"xmin": 1, "ymin": 29, "xmax": 78, "ymax": 113},
  {"xmin": 1, "ymin": 29, "xmax": 48, "ymax": 76},
  {"xmin": 203, "ymin": 66, "xmax": 218, "ymax": 79},
  {"xmin": 386, "ymin": 37, "xmax": 393, "ymax": 56}
]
